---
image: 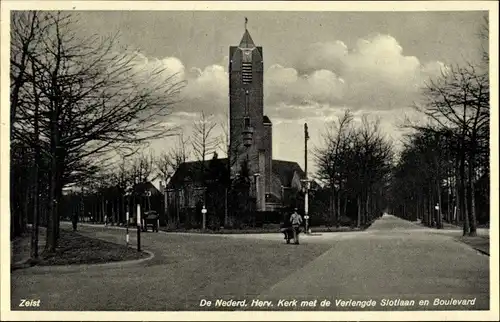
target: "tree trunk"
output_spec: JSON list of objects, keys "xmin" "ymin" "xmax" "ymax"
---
[
  {"xmin": 468, "ymin": 155, "xmax": 477, "ymax": 236},
  {"xmin": 446, "ymin": 175, "xmax": 453, "ymax": 223},
  {"xmin": 446, "ymin": 150, "xmax": 452, "ymax": 223},
  {"xmin": 176, "ymin": 190, "xmax": 181, "ymax": 225},
  {"xmin": 30, "ymin": 166, "xmax": 40, "ymax": 261},
  {"xmin": 55, "ymin": 174, "xmax": 63, "ymax": 239},
  {"xmin": 343, "ymin": 197, "xmax": 347, "ymax": 224},
  {"xmin": 224, "ymin": 188, "xmax": 228, "ymax": 227},
  {"xmin": 101, "ymin": 197, "xmax": 105, "ymax": 223},
  {"xmin": 430, "ymin": 185, "xmax": 435, "ymax": 227},
  {"xmin": 336, "ymin": 189, "xmax": 341, "ymax": 228},
  {"xmin": 122, "ymin": 194, "xmax": 125, "ymax": 224},
  {"xmin": 45, "ymin": 129, "xmax": 61, "ymax": 254},
  {"xmin": 454, "ymin": 166, "xmax": 460, "ymax": 225},
  {"xmin": 436, "ymin": 178, "xmax": 443, "ymax": 229},
  {"xmin": 421, "ymin": 196, "xmax": 426, "ymax": 225},
  {"xmin": 31, "ymin": 75, "xmax": 41, "ymax": 259},
  {"xmin": 112, "ymin": 198, "xmax": 116, "ymax": 225},
  {"xmin": 426, "ymin": 194, "xmax": 430, "ymax": 226},
  {"xmin": 22, "ymin": 177, "xmax": 31, "ymax": 234},
  {"xmin": 460, "ymin": 154, "xmax": 469, "ymax": 236},
  {"xmin": 426, "ymin": 193, "xmax": 431, "ymax": 226},
  {"xmin": 332, "ymin": 187, "xmax": 337, "ymax": 228},
  {"xmin": 365, "ymin": 190, "xmax": 370, "ymax": 223},
  {"xmin": 357, "ymin": 195, "xmax": 361, "ymax": 228},
  {"xmin": 417, "ymin": 196, "xmax": 421, "ymax": 222},
  {"xmin": 45, "ymin": 168, "xmax": 58, "ymax": 253}
]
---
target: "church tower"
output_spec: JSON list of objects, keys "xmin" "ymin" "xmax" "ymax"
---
[{"xmin": 229, "ymin": 21, "xmax": 272, "ymax": 211}]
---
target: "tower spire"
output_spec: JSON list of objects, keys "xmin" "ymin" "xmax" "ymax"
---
[{"xmin": 239, "ymin": 18, "xmax": 255, "ymax": 49}]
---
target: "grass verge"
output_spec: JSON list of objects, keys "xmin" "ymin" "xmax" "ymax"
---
[
  {"xmin": 12, "ymin": 228, "xmax": 149, "ymax": 268},
  {"xmin": 159, "ymin": 226, "xmax": 362, "ymax": 234},
  {"xmin": 456, "ymin": 235, "xmax": 490, "ymax": 256}
]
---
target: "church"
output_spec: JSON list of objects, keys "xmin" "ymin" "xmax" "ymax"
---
[{"xmin": 166, "ymin": 25, "xmax": 306, "ymax": 220}]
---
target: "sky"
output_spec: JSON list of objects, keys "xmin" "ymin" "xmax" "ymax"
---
[{"xmin": 70, "ymin": 10, "xmax": 488, "ymax": 176}]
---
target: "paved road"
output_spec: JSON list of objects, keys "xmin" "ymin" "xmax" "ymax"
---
[
  {"xmin": 11, "ymin": 214, "xmax": 489, "ymax": 311},
  {"xmin": 256, "ymin": 215, "xmax": 489, "ymax": 311}
]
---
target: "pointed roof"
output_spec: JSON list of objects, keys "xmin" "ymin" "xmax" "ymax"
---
[
  {"xmin": 168, "ymin": 159, "xmax": 304, "ymax": 189},
  {"xmin": 239, "ymin": 29, "xmax": 255, "ymax": 48}
]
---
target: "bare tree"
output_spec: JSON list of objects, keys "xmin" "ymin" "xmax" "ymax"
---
[
  {"xmin": 478, "ymin": 15, "xmax": 489, "ymax": 66},
  {"xmin": 314, "ymin": 112, "xmax": 392, "ymax": 228},
  {"xmin": 155, "ymin": 132, "xmax": 190, "ymax": 183},
  {"xmin": 416, "ymin": 64, "xmax": 489, "ymax": 236},
  {"xmin": 10, "ymin": 12, "xmax": 51, "ymax": 239},
  {"xmin": 314, "ymin": 110, "xmax": 354, "ymax": 227},
  {"xmin": 10, "ymin": 11, "xmax": 185, "ymax": 253},
  {"xmin": 29, "ymin": 56, "xmax": 42, "ymax": 260},
  {"xmin": 131, "ymin": 150, "xmax": 155, "ymax": 184},
  {"xmin": 191, "ymin": 111, "xmax": 220, "ymax": 184},
  {"xmin": 10, "ymin": 12, "xmax": 49, "ymax": 135},
  {"xmin": 192, "ymin": 112, "xmax": 219, "ymax": 162}
]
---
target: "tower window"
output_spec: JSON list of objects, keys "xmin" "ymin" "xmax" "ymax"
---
[{"xmin": 242, "ymin": 62, "xmax": 252, "ymax": 84}]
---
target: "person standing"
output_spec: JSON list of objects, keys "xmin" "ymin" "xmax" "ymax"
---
[
  {"xmin": 72, "ymin": 212, "xmax": 78, "ymax": 231},
  {"xmin": 290, "ymin": 208, "xmax": 303, "ymax": 244}
]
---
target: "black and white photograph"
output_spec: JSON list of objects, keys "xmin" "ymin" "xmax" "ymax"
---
[{"xmin": 1, "ymin": 1, "xmax": 498, "ymax": 321}]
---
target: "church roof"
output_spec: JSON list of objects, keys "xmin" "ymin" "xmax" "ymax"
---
[
  {"xmin": 272, "ymin": 160, "xmax": 306, "ymax": 186},
  {"xmin": 168, "ymin": 158, "xmax": 305, "ymax": 189},
  {"xmin": 168, "ymin": 158, "xmax": 229, "ymax": 188},
  {"xmin": 239, "ymin": 29, "xmax": 256, "ymax": 48},
  {"xmin": 133, "ymin": 181, "xmax": 161, "ymax": 195}
]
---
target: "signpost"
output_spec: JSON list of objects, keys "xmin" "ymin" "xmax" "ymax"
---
[
  {"xmin": 304, "ymin": 123, "xmax": 310, "ymax": 234},
  {"xmin": 434, "ymin": 204, "xmax": 440, "ymax": 228},
  {"xmin": 136, "ymin": 204, "xmax": 141, "ymax": 252},
  {"xmin": 124, "ymin": 186, "xmax": 132, "ymax": 248},
  {"xmin": 201, "ymin": 206, "xmax": 207, "ymax": 230},
  {"xmin": 304, "ymin": 214, "xmax": 310, "ymax": 234},
  {"xmin": 126, "ymin": 209, "xmax": 130, "ymax": 247}
]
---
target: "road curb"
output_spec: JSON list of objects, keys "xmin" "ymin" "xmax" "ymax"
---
[
  {"xmin": 72, "ymin": 222, "xmax": 364, "ymax": 235},
  {"xmin": 12, "ymin": 249, "xmax": 155, "ymax": 273},
  {"xmin": 451, "ymin": 236, "xmax": 490, "ymax": 257},
  {"xmin": 473, "ymin": 247, "xmax": 490, "ymax": 256}
]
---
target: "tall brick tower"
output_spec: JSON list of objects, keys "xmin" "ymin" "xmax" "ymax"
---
[{"xmin": 229, "ymin": 22, "xmax": 272, "ymax": 211}]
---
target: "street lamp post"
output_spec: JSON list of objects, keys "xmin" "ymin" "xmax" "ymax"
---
[
  {"xmin": 434, "ymin": 203, "xmax": 440, "ymax": 228},
  {"xmin": 136, "ymin": 203, "xmax": 141, "ymax": 252},
  {"xmin": 304, "ymin": 123, "xmax": 310, "ymax": 234},
  {"xmin": 124, "ymin": 185, "xmax": 132, "ymax": 247},
  {"xmin": 301, "ymin": 179, "xmax": 310, "ymax": 234},
  {"xmin": 126, "ymin": 206, "xmax": 130, "ymax": 247},
  {"xmin": 104, "ymin": 200, "xmax": 108, "ymax": 226},
  {"xmin": 201, "ymin": 205, "xmax": 207, "ymax": 230},
  {"xmin": 164, "ymin": 175, "xmax": 170, "ymax": 227}
]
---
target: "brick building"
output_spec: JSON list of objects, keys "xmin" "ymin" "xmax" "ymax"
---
[{"xmin": 167, "ymin": 25, "xmax": 306, "ymax": 218}]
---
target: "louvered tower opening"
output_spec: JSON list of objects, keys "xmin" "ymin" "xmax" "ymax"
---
[{"xmin": 242, "ymin": 62, "xmax": 252, "ymax": 84}]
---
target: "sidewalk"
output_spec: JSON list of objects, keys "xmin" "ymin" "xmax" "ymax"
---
[
  {"xmin": 432, "ymin": 223, "xmax": 489, "ymax": 256},
  {"xmin": 457, "ymin": 235, "xmax": 490, "ymax": 256},
  {"xmin": 411, "ymin": 218, "xmax": 489, "ymax": 256},
  {"xmin": 443, "ymin": 222, "xmax": 490, "ymax": 255}
]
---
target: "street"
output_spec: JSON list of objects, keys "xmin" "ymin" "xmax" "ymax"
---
[{"xmin": 11, "ymin": 215, "xmax": 489, "ymax": 311}]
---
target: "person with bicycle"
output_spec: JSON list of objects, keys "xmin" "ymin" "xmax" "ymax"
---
[{"xmin": 290, "ymin": 208, "xmax": 303, "ymax": 244}]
